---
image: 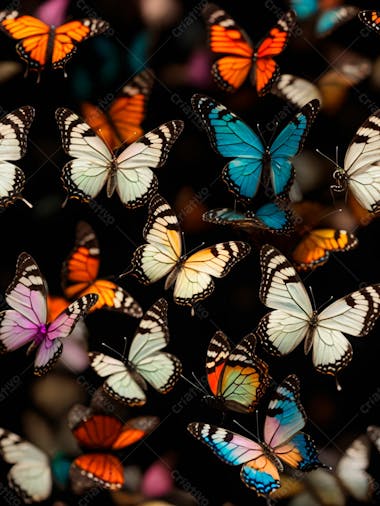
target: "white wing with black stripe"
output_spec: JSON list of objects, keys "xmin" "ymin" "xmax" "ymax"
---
[
  {"xmin": 257, "ymin": 244, "xmax": 380, "ymax": 381},
  {"xmin": 0, "ymin": 428, "xmax": 52, "ymax": 503},
  {"xmin": 272, "ymin": 74, "xmax": 322, "ymax": 109},
  {"xmin": 55, "ymin": 108, "xmax": 183, "ymax": 207},
  {"xmin": 0, "ymin": 106, "xmax": 35, "ymax": 208}
]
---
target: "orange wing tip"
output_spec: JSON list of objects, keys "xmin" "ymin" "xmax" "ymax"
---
[{"xmin": 72, "ymin": 456, "xmax": 124, "ymax": 490}]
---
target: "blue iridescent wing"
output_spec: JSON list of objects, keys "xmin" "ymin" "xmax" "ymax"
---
[
  {"xmin": 315, "ymin": 7, "xmax": 358, "ymax": 38},
  {"xmin": 290, "ymin": 0, "xmax": 318, "ymax": 20},
  {"xmin": 270, "ymin": 99, "xmax": 320, "ymax": 196},
  {"xmin": 192, "ymin": 94, "xmax": 265, "ymax": 201},
  {"xmin": 275, "ymin": 432, "xmax": 322, "ymax": 471},
  {"xmin": 253, "ymin": 202, "xmax": 294, "ymax": 233}
]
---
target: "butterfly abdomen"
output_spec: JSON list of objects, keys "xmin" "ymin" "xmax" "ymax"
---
[{"xmin": 106, "ymin": 159, "xmax": 118, "ymax": 197}]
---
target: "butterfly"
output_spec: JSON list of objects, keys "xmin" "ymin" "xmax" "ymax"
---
[
  {"xmin": 203, "ymin": 201, "xmax": 294, "ymax": 234},
  {"xmin": 257, "ymin": 244, "xmax": 380, "ymax": 386},
  {"xmin": 62, "ymin": 220, "xmax": 142, "ymax": 316},
  {"xmin": 89, "ymin": 298, "xmax": 182, "ymax": 406},
  {"xmin": 192, "ymin": 94, "xmax": 320, "ymax": 202},
  {"xmin": 81, "ymin": 69, "xmax": 154, "ymax": 151},
  {"xmin": 291, "ymin": 228, "xmax": 358, "ymax": 271},
  {"xmin": 188, "ymin": 374, "xmax": 322, "ymax": 498},
  {"xmin": 0, "ymin": 106, "xmax": 35, "ymax": 209},
  {"xmin": 0, "ymin": 427, "xmax": 53, "ymax": 503},
  {"xmin": 202, "ymin": 3, "xmax": 296, "ymax": 95},
  {"xmin": 204, "ymin": 331, "xmax": 271, "ymax": 413},
  {"xmin": 0, "ymin": 10, "xmax": 110, "ymax": 79},
  {"xmin": 70, "ymin": 413, "xmax": 159, "ymax": 490},
  {"xmin": 320, "ymin": 109, "xmax": 380, "ymax": 214},
  {"xmin": 357, "ymin": 11, "xmax": 380, "ymax": 36},
  {"xmin": 128, "ymin": 194, "xmax": 251, "ymax": 309},
  {"xmin": 290, "ymin": 1, "xmax": 358, "ymax": 38},
  {"xmin": 0, "ymin": 252, "xmax": 98, "ymax": 375},
  {"xmin": 55, "ymin": 107, "xmax": 184, "ymax": 208}
]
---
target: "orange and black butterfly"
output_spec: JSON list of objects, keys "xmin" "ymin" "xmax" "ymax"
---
[
  {"xmin": 359, "ymin": 11, "xmax": 380, "ymax": 34},
  {"xmin": 0, "ymin": 10, "xmax": 110, "ymax": 79},
  {"xmin": 202, "ymin": 3, "xmax": 296, "ymax": 95},
  {"xmin": 81, "ymin": 69, "xmax": 154, "ymax": 151},
  {"xmin": 62, "ymin": 221, "xmax": 142, "ymax": 316},
  {"xmin": 70, "ymin": 413, "xmax": 159, "ymax": 490}
]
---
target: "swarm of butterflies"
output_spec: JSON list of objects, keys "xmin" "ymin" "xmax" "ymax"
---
[{"xmin": 0, "ymin": 0, "xmax": 380, "ymax": 504}]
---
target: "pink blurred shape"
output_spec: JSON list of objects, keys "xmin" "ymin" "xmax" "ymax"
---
[
  {"xmin": 141, "ymin": 460, "xmax": 173, "ymax": 498},
  {"xmin": 35, "ymin": 0, "xmax": 70, "ymax": 26},
  {"xmin": 186, "ymin": 48, "xmax": 212, "ymax": 88}
]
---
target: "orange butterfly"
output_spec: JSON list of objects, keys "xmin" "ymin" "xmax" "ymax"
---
[
  {"xmin": 0, "ymin": 10, "xmax": 110, "ymax": 79},
  {"xmin": 62, "ymin": 221, "xmax": 142, "ymax": 316},
  {"xmin": 70, "ymin": 413, "xmax": 159, "ymax": 490},
  {"xmin": 203, "ymin": 3, "xmax": 296, "ymax": 95},
  {"xmin": 81, "ymin": 69, "xmax": 154, "ymax": 151}
]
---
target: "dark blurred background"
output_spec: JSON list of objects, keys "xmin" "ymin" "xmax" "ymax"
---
[{"xmin": 0, "ymin": 0, "xmax": 380, "ymax": 505}]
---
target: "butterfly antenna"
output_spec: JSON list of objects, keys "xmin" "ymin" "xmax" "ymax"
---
[
  {"xmin": 185, "ymin": 242, "xmax": 206, "ymax": 258},
  {"xmin": 335, "ymin": 145, "xmax": 339, "ymax": 166},
  {"xmin": 316, "ymin": 148, "xmax": 340, "ymax": 168},
  {"xmin": 256, "ymin": 122, "xmax": 266, "ymax": 145},
  {"xmin": 191, "ymin": 371, "xmax": 208, "ymax": 395},
  {"xmin": 232, "ymin": 419, "xmax": 260, "ymax": 443},
  {"xmin": 181, "ymin": 231, "xmax": 186, "ymax": 256},
  {"xmin": 20, "ymin": 197, "xmax": 33, "ymax": 209},
  {"xmin": 267, "ymin": 121, "xmax": 279, "ymax": 147},
  {"xmin": 101, "ymin": 341, "xmax": 125, "ymax": 361},
  {"xmin": 117, "ymin": 265, "xmax": 132, "ymax": 279},
  {"xmin": 180, "ymin": 374, "xmax": 205, "ymax": 394},
  {"xmin": 308, "ymin": 285, "xmax": 317, "ymax": 312},
  {"xmin": 121, "ymin": 336, "xmax": 128, "ymax": 359},
  {"xmin": 317, "ymin": 295, "xmax": 334, "ymax": 313},
  {"xmin": 255, "ymin": 409, "xmax": 260, "ymax": 441}
]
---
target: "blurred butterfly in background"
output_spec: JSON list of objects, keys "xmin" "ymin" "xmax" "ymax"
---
[
  {"xmin": 202, "ymin": 3, "xmax": 296, "ymax": 95},
  {"xmin": 62, "ymin": 221, "xmax": 142, "ymax": 316},
  {"xmin": 0, "ymin": 11, "xmax": 110, "ymax": 80},
  {"xmin": 128, "ymin": 194, "xmax": 251, "ymax": 309},
  {"xmin": 55, "ymin": 107, "xmax": 184, "ymax": 207},
  {"xmin": 203, "ymin": 201, "xmax": 294, "ymax": 234},
  {"xmin": 290, "ymin": 1, "xmax": 358, "ymax": 38},
  {"xmin": 0, "ymin": 427, "xmax": 53, "ymax": 503},
  {"xmin": 188, "ymin": 374, "xmax": 323, "ymax": 498},
  {"xmin": 0, "ymin": 252, "xmax": 98, "ymax": 375},
  {"xmin": 204, "ymin": 331, "xmax": 271, "ymax": 413},
  {"xmin": 81, "ymin": 69, "xmax": 154, "ymax": 151},
  {"xmin": 69, "ymin": 413, "xmax": 159, "ymax": 490},
  {"xmin": 318, "ymin": 109, "xmax": 380, "ymax": 214},
  {"xmin": 89, "ymin": 298, "xmax": 182, "ymax": 406},
  {"xmin": 0, "ymin": 106, "xmax": 35, "ymax": 209},
  {"xmin": 192, "ymin": 94, "xmax": 320, "ymax": 202},
  {"xmin": 257, "ymin": 244, "xmax": 380, "ymax": 388}
]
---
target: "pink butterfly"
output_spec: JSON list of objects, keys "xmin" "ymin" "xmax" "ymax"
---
[{"xmin": 0, "ymin": 252, "xmax": 98, "ymax": 375}]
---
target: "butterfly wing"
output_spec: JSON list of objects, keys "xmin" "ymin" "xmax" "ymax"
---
[
  {"xmin": 63, "ymin": 221, "xmax": 142, "ymax": 316},
  {"xmin": 292, "ymin": 228, "xmax": 358, "ymax": 271},
  {"xmin": 367, "ymin": 425, "xmax": 380, "ymax": 452},
  {"xmin": 0, "ymin": 106, "xmax": 35, "ymax": 207},
  {"xmin": 81, "ymin": 69, "xmax": 153, "ymax": 150},
  {"xmin": 289, "ymin": 0, "xmax": 317, "ymax": 20},
  {"xmin": 55, "ymin": 107, "xmax": 111, "ymax": 203},
  {"xmin": 0, "ymin": 428, "xmax": 52, "ymax": 503},
  {"xmin": 253, "ymin": 11, "xmax": 296, "ymax": 96},
  {"xmin": 269, "ymin": 99, "xmax": 320, "ymax": 197},
  {"xmin": 130, "ymin": 194, "xmax": 182, "ymax": 284},
  {"xmin": 257, "ymin": 244, "xmax": 312, "ymax": 356},
  {"xmin": 192, "ymin": 94, "xmax": 265, "ymax": 201},
  {"xmin": 315, "ymin": 7, "xmax": 358, "ymax": 38},
  {"xmin": 188, "ymin": 422, "xmax": 280, "ymax": 495},
  {"xmin": 272, "ymin": 74, "xmax": 322, "ymax": 109},
  {"xmin": 111, "ymin": 416, "xmax": 160, "ymax": 449},
  {"xmin": 72, "ymin": 453, "xmax": 124, "ymax": 490},
  {"xmin": 114, "ymin": 120, "xmax": 184, "ymax": 208},
  {"xmin": 173, "ymin": 241, "xmax": 251, "ymax": 306},
  {"xmin": 202, "ymin": 3, "xmax": 253, "ymax": 92},
  {"xmin": 359, "ymin": 10, "xmax": 380, "ymax": 35},
  {"xmin": 312, "ymin": 284, "xmax": 380, "ymax": 376},
  {"xmin": 206, "ymin": 330, "xmax": 231, "ymax": 397},
  {"xmin": 342, "ymin": 109, "xmax": 380, "ymax": 213}
]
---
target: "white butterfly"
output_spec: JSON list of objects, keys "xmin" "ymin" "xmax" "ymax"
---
[
  {"xmin": 320, "ymin": 109, "xmax": 380, "ymax": 213},
  {"xmin": 89, "ymin": 298, "xmax": 182, "ymax": 406},
  {"xmin": 0, "ymin": 106, "xmax": 35, "ymax": 208},
  {"xmin": 55, "ymin": 107, "xmax": 184, "ymax": 208},
  {"xmin": 0, "ymin": 428, "xmax": 52, "ymax": 503},
  {"xmin": 128, "ymin": 194, "xmax": 251, "ymax": 308},
  {"xmin": 257, "ymin": 244, "xmax": 380, "ymax": 387}
]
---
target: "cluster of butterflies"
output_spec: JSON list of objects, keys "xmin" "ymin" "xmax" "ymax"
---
[{"xmin": 0, "ymin": 1, "xmax": 380, "ymax": 504}]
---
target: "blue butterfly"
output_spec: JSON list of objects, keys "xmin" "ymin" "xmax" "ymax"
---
[
  {"xmin": 187, "ymin": 374, "xmax": 323, "ymax": 498},
  {"xmin": 203, "ymin": 201, "xmax": 294, "ymax": 234},
  {"xmin": 192, "ymin": 94, "xmax": 320, "ymax": 203},
  {"xmin": 290, "ymin": 0, "xmax": 358, "ymax": 38}
]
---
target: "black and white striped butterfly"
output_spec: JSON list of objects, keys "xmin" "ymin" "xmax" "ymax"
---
[
  {"xmin": 55, "ymin": 107, "xmax": 184, "ymax": 208},
  {"xmin": 89, "ymin": 298, "xmax": 182, "ymax": 406},
  {"xmin": 257, "ymin": 244, "xmax": 380, "ymax": 388},
  {"xmin": 0, "ymin": 106, "xmax": 35, "ymax": 208},
  {"xmin": 318, "ymin": 109, "xmax": 380, "ymax": 213},
  {"xmin": 128, "ymin": 194, "xmax": 251, "ymax": 309},
  {"xmin": 0, "ymin": 428, "xmax": 52, "ymax": 503}
]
